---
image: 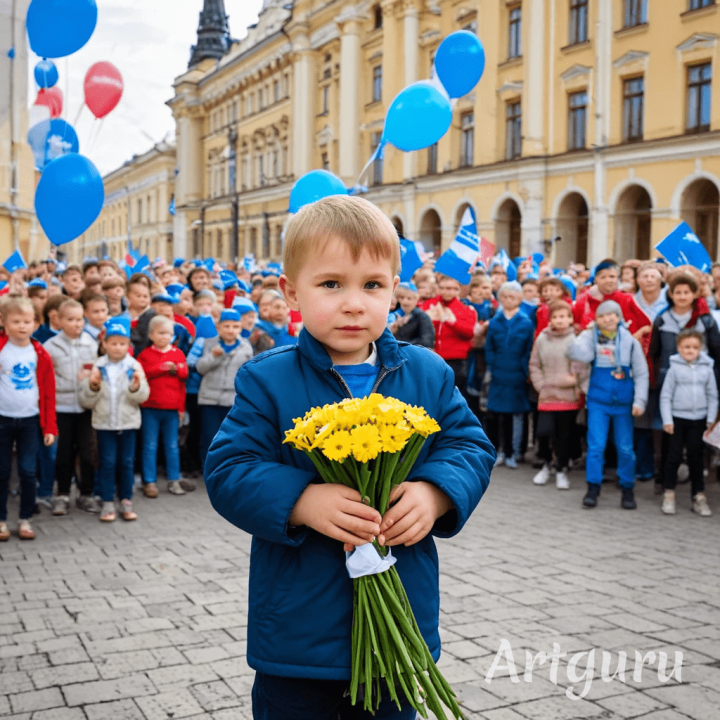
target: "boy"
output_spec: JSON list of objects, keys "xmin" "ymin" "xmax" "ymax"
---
[
  {"xmin": 168, "ymin": 284, "xmax": 196, "ymax": 339},
  {"xmin": 568, "ymin": 300, "xmax": 649, "ymax": 510},
  {"xmin": 151, "ymin": 293, "xmax": 193, "ymax": 355},
  {"xmin": 204, "ymin": 195, "xmax": 494, "ymax": 718},
  {"xmin": 44, "ymin": 299, "xmax": 98, "ymax": 515},
  {"xmin": 484, "ymin": 281, "xmax": 535, "ymax": 468},
  {"xmin": 187, "ymin": 266, "xmax": 211, "ymax": 293},
  {"xmin": 389, "ymin": 281, "xmax": 434, "ymax": 348},
  {"xmin": 102, "ymin": 276, "xmax": 126, "ymax": 317},
  {"xmin": 82, "ymin": 292, "xmax": 109, "ymax": 341},
  {"xmin": 61, "ymin": 265, "xmax": 85, "ymax": 300},
  {"xmin": 0, "ymin": 297, "xmax": 57, "ymax": 541},
  {"xmin": 124, "ymin": 275, "xmax": 155, "ymax": 356},
  {"xmin": 28, "ymin": 280, "xmax": 48, "ymax": 316},
  {"xmin": 33, "ymin": 293, "xmax": 65, "ymax": 345},
  {"xmin": 659, "ymin": 329, "xmax": 717, "ymax": 516},
  {"xmin": 535, "ymin": 277, "xmax": 572, "ymax": 338},
  {"xmin": 520, "ymin": 278, "xmax": 539, "ymax": 322}
]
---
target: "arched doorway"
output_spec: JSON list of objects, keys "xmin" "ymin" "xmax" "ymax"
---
[
  {"xmin": 391, "ymin": 216, "xmax": 404, "ymax": 237},
  {"xmin": 419, "ymin": 209, "xmax": 442, "ymax": 254},
  {"xmin": 614, "ymin": 185, "xmax": 652, "ymax": 261},
  {"xmin": 495, "ymin": 199, "xmax": 521, "ymax": 257},
  {"xmin": 681, "ymin": 179, "xmax": 719, "ymax": 260},
  {"xmin": 555, "ymin": 192, "xmax": 589, "ymax": 268}
]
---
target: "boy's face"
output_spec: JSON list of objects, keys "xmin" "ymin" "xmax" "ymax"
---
[
  {"xmin": 595, "ymin": 268, "xmax": 619, "ymax": 296},
  {"xmin": 670, "ymin": 283, "xmax": 695, "ymax": 312},
  {"xmin": 218, "ymin": 320, "xmax": 241, "ymax": 344},
  {"xmin": 637, "ymin": 269, "xmax": 661, "ymax": 295},
  {"xmin": 499, "ymin": 290, "xmax": 522, "ymax": 312},
  {"xmin": 541, "ymin": 283, "xmax": 563, "ymax": 303},
  {"xmin": 151, "ymin": 301, "xmax": 174, "ymax": 320},
  {"xmin": 281, "ymin": 237, "xmax": 399, "ymax": 365},
  {"xmin": 127, "ymin": 284, "xmax": 150, "ymax": 311},
  {"xmin": 85, "ymin": 299, "xmax": 109, "ymax": 329},
  {"xmin": 63, "ymin": 271, "xmax": 84, "ymax": 297},
  {"xmin": 104, "ymin": 335, "xmax": 130, "ymax": 363},
  {"xmin": 84, "ymin": 267, "xmax": 101, "ymax": 284},
  {"xmin": 596, "ymin": 312, "xmax": 619, "ymax": 333},
  {"xmin": 2, "ymin": 309, "xmax": 34, "ymax": 344},
  {"xmin": 480, "ymin": 281, "xmax": 492, "ymax": 301},
  {"xmin": 678, "ymin": 337, "xmax": 701, "ymax": 364},
  {"xmin": 191, "ymin": 270, "xmax": 210, "ymax": 291},
  {"xmin": 158, "ymin": 269, "xmax": 171, "ymax": 286},
  {"xmin": 99, "ymin": 266, "xmax": 117, "ymax": 282},
  {"xmin": 416, "ymin": 280, "xmax": 434, "ymax": 300},
  {"xmin": 150, "ymin": 325, "xmax": 172, "ymax": 350},
  {"xmin": 523, "ymin": 283, "xmax": 538, "ymax": 302},
  {"xmin": 31, "ymin": 290, "xmax": 47, "ymax": 312},
  {"xmin": 549, "ymin": 308, "xmax": 573, "ymax": 332},
  {"xmin": 270, "ymin": 298, "xmax": 289, "ymax": 325},
  {"xmin": 491, "ymin": 270, "xmax": 506, "ymax": 291},
  {"xmin": 60, "ymin": 306, "xmax": 85, "ymax": 339},
  {"xmin": 194, "ymin": 297, "xmax": 213, "ymax": 316},
  {"xmin": 395, "ymin": 289, "xmax": 418, "ymax": 315},
  {"xmin": 620, "ymin": 267, "xmax": 636, "ymax": 286},
  {"xmin": 258, "ymin": 295, "xmax": 274, "ymax": 320},
  {"xmin": 240, "ymin": 310, "xmax": 257, "ymax": 331},
  {"xmin": 438, "ymin": 279, "xmax": 460, "ymax": 303},
  {"xmin": 175, "ymin": 289, "xmax": 193, "ymax": 315},
  {"xmin": 250, "ymin": 282, "xmax": 264, "ymax": 303},
  {"xmin": 105, "ymin": 285, "xmax": 125, "ymax": 302},
  {"xmin": 468, "ymin": 285, "xmax": 484, "ymax": 304}
]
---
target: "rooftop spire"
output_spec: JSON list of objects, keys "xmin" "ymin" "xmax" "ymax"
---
[{"xmin": 189, "ymin": 0, "xmax": 231, "ymax": 68}]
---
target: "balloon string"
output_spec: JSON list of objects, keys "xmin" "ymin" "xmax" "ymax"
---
[
  {"xmin": 353, "ymin": 141, "xmax": 384, "ymax": 192},
  {"xmin": 89, "ymin": 118, "xmax": 104, "ymax": 153}
]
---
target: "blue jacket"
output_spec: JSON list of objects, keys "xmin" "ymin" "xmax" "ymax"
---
[
  {"xmin": 255, "ymin": 319, "xmax": 298, "ymax": 348},
  {"xmin": 204, "ymin": 328, "xmax": 495, "ymax": 680},
  {"xmin": 484, "ymin": 311, "xmax": 534, "ymax": 413}
]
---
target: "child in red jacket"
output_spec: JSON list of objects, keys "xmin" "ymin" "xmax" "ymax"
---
[
  {"xmin": 137, "ymin": 315, "xmax": 188, "ymax": 497},
  {"xmin": 0, "ymin": 297, "xmax": 58, "ymax": 540}
]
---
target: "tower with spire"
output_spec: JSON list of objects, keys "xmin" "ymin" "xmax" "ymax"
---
[{"xmin": 188, "ymin": 0, "xmax": 231, "ymax": 68}]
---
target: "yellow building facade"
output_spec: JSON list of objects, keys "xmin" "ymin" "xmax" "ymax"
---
[
  {"xmin": 70, "ymin": 141, "xmax": 176, "ymax": 264},
  {"xmin": 170, "ymin": 0, "xmax": 720, "ymax": 267}
]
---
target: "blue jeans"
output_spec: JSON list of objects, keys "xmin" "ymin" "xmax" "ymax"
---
[
  {"xmin": 0, "ymin": 414, "xmax": 41, "ymax": 521},
  {"xmin": 199, "ymin": 404, "xmax": 231, "ymax": 470},
  {"xmin": 586, "ymin": 402, "xmax": 636, "ymax": 488},
  {"xmin": 251, "ymin": 673, "xmax": 417, "ymax": 720},
  {"xmin": 97, "ymin": 430, "xmax": 136, "ymax": 502},
  {"xmin": 142, "ymin": 408, "xmax": 180, "ymax": 484},
  {"xmin": 37, "ymin": 440, "xmax": 57, "ymax": 497}
]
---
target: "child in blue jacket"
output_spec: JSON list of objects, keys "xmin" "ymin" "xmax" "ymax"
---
[
  {"xmin": 568, "ymin": 300, "xmax": 649, "ymax": 510},
  {"xmin": 204, "ymin": 195, "xmax": 495, "ymax": 719}
]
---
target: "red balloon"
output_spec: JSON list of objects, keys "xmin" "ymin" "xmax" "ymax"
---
[
  {"xmin": 84, "ymin": 61, "xmax": 123, "ymax": 119},
  {"xmin": 35, "ymin": 87, "xmax": 63, "ymax": 119}
]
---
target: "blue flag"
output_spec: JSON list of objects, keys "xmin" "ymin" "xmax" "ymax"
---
[
  {"xmin": 434, "ymin": 208, "xmax": 479, "ymax": 285},
  {"xmin": 490, "ymin": 249, "xmax": 517, "ymax": 281},
  {"xmin": 169, "ymin": 197, "xmax": 175, "ymax": 216},
  {"xmin": 133, "ymin": 255, "xmax": 150, "ymax": 274},
  {"xmin": 655, "ymin": 221, "xmax": 712, "ymax": 273},
  {"xmin": 220, "ymin": 270, "xmax": 238, "ymax": 289},
  {"xmin": 399, "ymin": 238, "xmax": 423, "ymax": 282},
  {"xmin": 3, "ymin": 249, "xmax": 27, "ymax": 272}
]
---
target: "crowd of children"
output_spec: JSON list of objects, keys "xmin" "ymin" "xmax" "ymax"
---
[{"xmin": 1, "ymin": 238, "xmax": 719, "ymax": 539}]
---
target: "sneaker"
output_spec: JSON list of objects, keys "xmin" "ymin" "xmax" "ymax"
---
[
  {"xmin": 52, "ymin": 496, "xmax": 69, "ymax": 516},
  {"xmin": 692, "ymin": 493, "xmax": 712, "ymax": 517},
  {"xmin": 662, "ymin": 490, "xmax": 676, "ymax": 515},
  {"xmin": 583, "ymin": 483, "xmax": 600, "ymax": 508},
  {"xmin": 77, "ymin": 495, "xmax": 100, "ymax": 513},
  {"xmin": 533, "ymin": 464, "xmax": 550, "ymax": 485},
  {"xmin": 100, "ymin": 502, "xmax": 116, "ymax": 522},
  {"xmin": 504, "ymin": 456, "xmax": 518, "ymax": 469},
  {"xmin": 621, "ymin": 487, "xmax": 637, "ymax": 510},
  {"xmin": 556, "ymin": 471, "xmax": 570, "ymax": 490},
  {"xmin": 0, "ymin": 522, "xmax": 9, "ymax": 541},
  {"xmin": 167, "ymin": 480, "xmax": 186, "ymax": 496},
  {"xmin": 120, "ymin": 499, "xmax": 137, "ymax": 521},
  {"xmin": 494, "ymin": 452, "xmax": 506, "ymax": 467},
  {"xmin": 36, "ymin": 496, "xmax": 54, "ymax": 512},
  {"xmin": 18, "ymin": 520, "xmax": 35, "ymax": 540},
  {"xmin": 179, "ymin": 478, "xmax": 196, "ymax": 492},
  {"xmin": 143, "ymin": 483, "xmax": 159, "ymax": 499}
]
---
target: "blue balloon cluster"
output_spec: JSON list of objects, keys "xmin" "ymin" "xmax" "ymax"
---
[
  {"xmin": 26, "ymin": 0, "xmax": 98, "ymax": 59},
  {"xmin": 34, "ymin": 59, "xmax": 58, "ymax": 88},
  {"xmin": 27, "ymin": 119, "xmax": 79, "ymax": 171},
  {"xmin": 289, "ymin": 170, "xmax": 347, "ymax": 214},
  {"xmin": 35, "ymin": 154, "xmax": 104, "ymax": 245}
]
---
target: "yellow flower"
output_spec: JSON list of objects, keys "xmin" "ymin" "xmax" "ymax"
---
[
  {"xmin": 283, "ymin": 426, "xmax": 314, "ymax": 451},
  {"xmin": 379, "ymin": 424, "xmax": 413, "ymax": 453},
  {"xmin": 350, "ymin": 424, "xmax": 382, "ymax": 462},
  {"xmin": 322, "ymin": 430, "xmax": 353, "ymax": 462}
]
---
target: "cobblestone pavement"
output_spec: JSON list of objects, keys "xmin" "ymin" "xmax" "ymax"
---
[{"xmin": 1, "ymin": 465, "xmax": 720, "ymax": 720}]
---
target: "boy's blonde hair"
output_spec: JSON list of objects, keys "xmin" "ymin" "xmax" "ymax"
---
[
  {"xmin": 58, "ymin": 298, "xmax": 83, "ymax": 317},
  {"xmin": 283, "ymin": 195, "xmax": 401, "ymax": 280},
  {"xmin": 149, "ymin": 315, "xmax": 174, "ymax": 334},
  {"xmin": 0, "ymin": 295, "xmax": 33, "ymax": 319}
]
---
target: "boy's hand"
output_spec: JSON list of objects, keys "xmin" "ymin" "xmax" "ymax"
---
[
  {"xmin": 289, "ymin": 484, "xmax": 381, "ymax": 548},
  {"xmin": 378, "ymin": 481, "xmax": 453, "ymax": 548},
  {"xmin": 129, "ymin": 372, "xmax": 140, "ymax": 392},
  {"xmin": 631, "ymin": 406, "xmax": 643, "ymax": 417},
  {"xmin": 212, "ymin": 346, "xmax": 224, "ymax": 357},
  {"xmin": 43, "ymin": 434, "xmax": 55, "ymax": 446},
  {"xmin": 664, "ymin": 424, "xmax": 674, "ymax": 434},
  {"xmin": 162, "ymin": 361, "xmax": 176, "ymax": 374},
  {"xmin": 89, "ymin": 367, "xmax": 102, "ymax": 390}
]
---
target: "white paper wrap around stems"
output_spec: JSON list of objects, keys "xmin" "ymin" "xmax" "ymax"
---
[{"xmin": 345, "ymin": 543, "xmax": 397, "ymax": 579}]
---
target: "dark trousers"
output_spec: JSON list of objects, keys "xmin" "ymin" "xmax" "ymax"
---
[
  {"xmin": 182, "ymin": 393, "xmax": 202, "ymax": 472},
  {"xmin": 664, "ymin": 417, "xmax": 706, "ymax": 495},
  {"xmin": 537, "ymin": 410, "xmax": 577, "ymax": 471},
  {"xmin": 0, "ymin": 415, "xmax": 41, "ymax": 521},
  {"xmin": 251, "ymin": 673, "xmax": 416, "ymax": 720},
  {"xmin": 634, "ymin": 428, "xmax": 655, "ymax": 479},
  {"xmin": 199, "ymin": 404, "xmax": 231, "ymax": 470},
  {"xmin": 56, "ymin": 411, "xmax": 95, "ymax": 497},
  {"xmin": 444, "ymin": 358, "xmax": 469, "ymax": 404},
  {"xmin": 97, "ymin": 430, "xmax": 136, "ymax": 502},
  {"xmin": 486, "ymin": 412, "xmax": 514, "ymax": 457}
]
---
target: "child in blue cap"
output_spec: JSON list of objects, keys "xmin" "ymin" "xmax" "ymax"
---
[{"xmin": 79, "ymin": 317, "xmax": 149, "ymax": 522}]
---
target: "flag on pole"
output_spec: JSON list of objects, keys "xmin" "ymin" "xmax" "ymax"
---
[
  {"xmin": 2, "ymin": 250, "xmax": 27, "ymax": 272},
  {"xmin": 399, "ymin": 237, "xmax": 424, "ymax": 282},
  {"xmin": 433, "ymin": 208, "xmax": 480, "ymax": 285},
  {"xmin": 490, "ymin": 249, "xmax": 517, "ymax": 281},
  {"xmin": 655, "ymin": 221, "xmax": 712, "ymax": 273},
  {"xmin": 477, "ymin": 237, "xmax": 495, "ymax": 268},
  {"xmin": 133, "ymin": 255, "xmax": 150, "ymax": 273}
]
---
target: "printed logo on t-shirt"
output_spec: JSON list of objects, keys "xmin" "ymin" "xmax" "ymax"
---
[{"xmin": 10, "ymin": 362, "xmax": 36, "ymax": 390}]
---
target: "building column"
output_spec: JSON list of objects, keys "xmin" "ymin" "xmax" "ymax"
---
[
  {"xmin": 521, "ymin": 177, "xmax": 545, "ymax": 255},
  {"xmin": 338, "ymin": 14, "xmax": 362, "ymax": 184},
  {"xmin": 174, "ymin": 111, "xmax": 203, "ymax": 258},
  {"xmin": 403, "ymin": 1, "xmax": 419, "ymax": 180},
  {"xmin": 290, "ymin": 24, "xmax": 316, "ymax": 179},
  {"xmin": 523, "ymin": 0, "xmax": 545, "ymax": 155}
]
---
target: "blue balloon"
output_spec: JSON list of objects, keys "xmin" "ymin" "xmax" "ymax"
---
[
  {"xmin": 27, "ymin": 118, "xmax": 79, "ymax": 171},
  {"xmin": 35, "ymin": 153, "xmax": 104, "ymax": 245},
  {"xmin": 26, "ymin": 0, "xmax": 98, "ymax": 59},
  {"xmin": 34, "ymin": 59, "xmax": 58, "ymax": 88},
  {"xmin": 289, "ymin": 170, "xmax": 347, "ymax": 213},
  {"xmin": 434, "ymin": 30, "xmax": 485, "ymax": 99},
  {"xmin": 383, "ymin": 81, "xmax": 452, "ymax": 152}
]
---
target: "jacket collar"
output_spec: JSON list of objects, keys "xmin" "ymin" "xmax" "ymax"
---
[{"xmin": 297, "ymin": 327, "xmax": 404, "ymax": 372}]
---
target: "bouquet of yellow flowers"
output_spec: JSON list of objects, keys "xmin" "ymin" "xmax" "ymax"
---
[{"xmin": 284, "ymin": 393, "xmax": 463, "ymax": 719}]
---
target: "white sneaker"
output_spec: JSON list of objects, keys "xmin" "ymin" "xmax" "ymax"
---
[
  {"xmin": 533, "ymin": 464, "xmax": 550, "ymax": 485},
  {"xmin": 692, "ymin": 493, "xmax": 712, "ymax": 517},
  {"xmin": 494, "ymin": 452, "xmax": 506, "ymax": 467},
  {"xmin": 556, "ymin": 471, "xmax": 570, "ymax": 490},
  {"xmin": 662, "ymin": 490, "xmax": 676, "ymax": 515}
]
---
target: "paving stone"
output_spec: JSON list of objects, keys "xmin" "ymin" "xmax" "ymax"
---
[
  {"xmin": 31, "ymin": 708, "xmax": 86, "ymax": 720},
  {"xmin": 83, "ymin": 699, "xmax": 145, "ymax": 720},
  {"xmin": 30, "ymin": 662, "xmax": 99, "ymax": 690},
  {"xmin": 9, "ymin": 688, "xmax": 64, "ymax": 714},
  {"xmin": 63, "ymin": 674, "xmax": 157, "ymax": 706},
  {"xmin": 135, "ymin": 689, "xmax": 206, "ymax": 720}
]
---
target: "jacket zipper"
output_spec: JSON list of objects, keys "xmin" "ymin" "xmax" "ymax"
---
[{"xmin": 328, "ymin": 365, "xmax": 392, "ymax": 399}]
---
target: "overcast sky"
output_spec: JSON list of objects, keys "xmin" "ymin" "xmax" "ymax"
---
[{"xmin": 27, "ymin": 0, "xmax": 264, "ymax": 175}]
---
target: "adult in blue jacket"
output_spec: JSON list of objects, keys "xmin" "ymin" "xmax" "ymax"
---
[{"xmin": 204, "ymin": 327, "xmax": 495, "ymax": 681}]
